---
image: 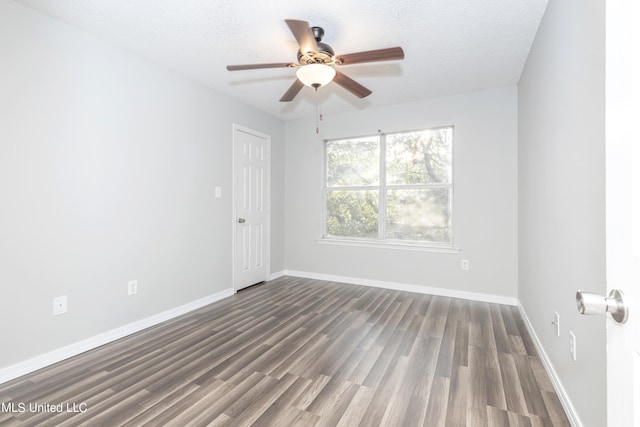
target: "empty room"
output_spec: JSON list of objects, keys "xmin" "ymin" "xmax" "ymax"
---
[{"xmin": 1, "ymin": 0, "xmax": 637, "ymax": 426}]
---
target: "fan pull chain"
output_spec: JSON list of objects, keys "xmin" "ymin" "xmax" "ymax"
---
[
  {"xmin": 315, "ymin": 87, "xmax": 320, "ymax": 134},
  {"xmin": 313, "ymin": 87, "xmax": 326, "ymax": 134}
]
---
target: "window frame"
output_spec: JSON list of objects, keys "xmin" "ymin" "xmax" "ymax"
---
[{"xmin": 321, "ymin": 126, "xmax": 457, "ymax": 252}]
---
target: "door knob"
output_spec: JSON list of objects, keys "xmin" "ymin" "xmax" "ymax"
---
[
  {"xmin": 237, "ymin": 218, "xmax": 246, "ymax": 224},
  {"xmin": 576, "ymin": 289, "xmax": 628, "ymax": 323}
]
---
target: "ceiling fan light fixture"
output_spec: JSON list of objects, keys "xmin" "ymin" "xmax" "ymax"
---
[
  {"xmin": 296, "ymin": 63, "xmax": 336, "ymax": 88},
  {"xmin": 227, "ymin": 20, "xmax": 403, "ymax": 102}
]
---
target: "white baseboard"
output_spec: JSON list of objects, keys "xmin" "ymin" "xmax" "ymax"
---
[
  {"xmin": 282, "ymin": 269, "xmax": 518, "ymax": 306},
  {"xmin": 0, "ymin": 288, "xmax": 234, "ymax": 385},
  {"xmin": 517, "ymin": 303, "xmax": 582, "ymax": 427},
  {"xmin": 269, "ymin": 270, "xmax": 286, "ymax": 281}
]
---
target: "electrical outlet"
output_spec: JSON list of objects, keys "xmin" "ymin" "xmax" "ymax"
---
[
  {"xmin": 551, "ymin": 311, "xmax": 560, "ymax": 336},
  {"xmin": 215, "ymin": 187, "xmax": 222, "ymax": 198},
  {"xmin": 128, "ymin": 280, "xmax": 138, "ymax": 296},
  {"xmin": 53, "ymin": 296, "xmax": 68, "ymax": 316},
  {"xmin": 461, "ymin": 259, "xmax": 469, "ymax": 270},
  {"xmin": 569, "ymin": 331, "xmax": 577, "ymax": 361}
]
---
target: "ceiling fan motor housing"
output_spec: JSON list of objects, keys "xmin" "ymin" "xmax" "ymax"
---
[{"xmin": 297, "ymin": 26, "xmax": 335, "ymax": 65}]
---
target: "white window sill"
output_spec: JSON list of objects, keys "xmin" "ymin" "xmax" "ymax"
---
[{"xmin": 316, "ymin": 238, "xmax": 461, "ymax": 254}]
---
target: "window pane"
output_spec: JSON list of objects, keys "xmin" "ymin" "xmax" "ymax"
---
[
  {"xmin": 386, "ymin": 189, "xmax": 451, "ymax": 242},
  {"xmin": 326, "ymin": 137, "xmax": 380, "ymax": 187},
  {"xmin": 326, "ymin": 190, "xmax": 379, "ymax": 238},
  {"xmin": 386, "ymin": 128, "xmax": 452, "ymax": 185}
]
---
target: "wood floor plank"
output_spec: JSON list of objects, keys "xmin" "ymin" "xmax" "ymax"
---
[
  {"xmin": 491, "ymin": 304, "xmax": 512, "ymax": 354},
  {"xmin": 499, "ymin": 352, "xmax": 530, "ymax": 416},
  {"xmin": 226, "ymin": 327, "xmax": 312, "ymax": 384},
  {"xmin": 508, "ymin": 411, "xmax": 534, "ymax": 427},
  {"xmin": 466, "ymin": 406, "xmax": 489, "ymax": 427},
  {"xmin": 396, "ymin": 314, "xmax": 422, "ymax": 356},
  {"xmin": 334, "ymin": 385, "xmax": 375, "ymax": 427},
  {"xmin": 530, "ymin": 357, "xmax": 557, "ymax": 393},
  {"xmin": 167, "ymin": 372, "xmax": 266, "ymax": 426},
  {"xmin": 358, "ymin": 355, "xmax": 410, "ymax": 426},
  {"xmin": 512, "ymin": 354, "xmax": 550, "ymax": 418},
  {"xmin": 361, "ymin": 333, "xmax": 404, "ymax": 389},
  {"xmin": 418, "ymin": 313, "xmax": 447, "ymax": 339},
  {"xmin": 485, "ymin": 364, "xmax": 508, "ymax": 411},
  {"xmin": 306, "ymin": 379, "xmax": 360, "ymax": 426},
  {"xmin": 336, "ymin": 344, "xmax": 384, "ymax": 386},
  {"xmin": 248, "ymin": 374, "xmax": 311, "ymax": 426},
  {"xmin": 399, "ymin": 394, "xmax": 428, "ymax": 427},
  {"xmin": 314, "ymin": 328, "xmax": 370, "ymax": 379},
  {"xmin": 379, "ymin": 387, "xmax": 414, "ymax": 427},
  {"xmin": 267, "ymin": 333, "xmax": 332, "ymax": 380},
  {"xmin": 434, "ymin": 312, "xmax": 458, "ymax": 378},
  {"xmin": 486, "ymin": 405, "xmax": 512, "ymax": 427},
  {"xmin": 445, "ymin": 365, "xmax": 470, "ymax": 426},
  {"xmin": 292, "ymin": 374, "xmax": 332, "ymax": 411},
  {"xmin": 272, "ymin": 405, "xmax": 319, "ymax": 426},
  {"xmin": 404, "ymin": 337, "xmax": 440, "ymax": 399},
  {"xmin": 423, "ymin": 375, "xmax": 451, "ymax": 426},
  {"xmin": 541, "ymin": 390, "xmax": 573, "ymax": 427},
  {"xmin": 0, "ymin": 276, "xmax": 571, "ymax": 426},
  {"xmin": 121, "ymin": 383, "xmax": 201, "ymax": 426},
  {"xmin": 217, "ymin": 372, "xmax": 297, "ymax": 426},
  {"xmin": 512, "ymin": 307, "xmax": 540, "ymax": 357},
  {"xmin": 453, "ymin": 319, "xmax": 470, "ymax": 367},
  {"xmin": 467, "ymin": 346, "xmax": 488, "ymax": 411}
]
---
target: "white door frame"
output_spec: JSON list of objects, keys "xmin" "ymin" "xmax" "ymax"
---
[{"xmin": 232, "ymin": 124, "xmax": 271, "ymax": 292}]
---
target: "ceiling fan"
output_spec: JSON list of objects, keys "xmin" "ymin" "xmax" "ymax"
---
[{"xmin": 226, "ymin": 19, "xmax": 405, "ymax": 102}]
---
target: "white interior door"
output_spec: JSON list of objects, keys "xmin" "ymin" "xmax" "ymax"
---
[
  {"xmin": 233, "ymin": 125, "xmax": 270, "ymax": 291},
  {"xmin": 605, "ymin": 0, "xmax": 639, "ymax": 425}
]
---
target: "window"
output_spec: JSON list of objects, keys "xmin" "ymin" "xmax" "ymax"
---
[{"xmin": 323, "ymin": 126, "xmax": 453, "ymax": 246}]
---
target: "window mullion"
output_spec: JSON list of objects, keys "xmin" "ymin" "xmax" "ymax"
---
[
  {"xmin": 321, "ymin": 141, "xmax": 327, "ymax": 238},
  {"xmin": 379, "ymin": 134, "xmax": 386, "ymax": 241}
]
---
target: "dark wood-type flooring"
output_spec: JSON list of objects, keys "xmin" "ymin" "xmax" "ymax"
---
[{"xmin": 0, "ymin": 276, "xmax": 571, "ymax": 426}]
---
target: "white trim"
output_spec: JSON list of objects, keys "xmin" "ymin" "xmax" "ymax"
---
[
  {"xmin": 316, "ymin": 238, "xmax": 461, "ymax": 253},
  {"xmin": 283, "ymin": 270, "xmax": 517, "ymax": 306},
  {"xmin": 269, "ymin": 270, "xmax": 286, "ymax": 281},
  {"xmin": 517, "ymin": 302, "xmax": 582, "ymax": 427},
  {"xmin": 0, "ymin": 288, "xmax": 234, "ymax": 385}
]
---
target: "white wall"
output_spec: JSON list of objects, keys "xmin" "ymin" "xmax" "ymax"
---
[
  {"xmin": 0, "ymin": 1, "xmax": 284, "ymax": 370},
  {"xmin": 518, "ymin": 0, "xmax": 606, "ymax": 425},
  {"xmin": 284, "ymin": 87, "xmax": 518, "ymax": 300}
]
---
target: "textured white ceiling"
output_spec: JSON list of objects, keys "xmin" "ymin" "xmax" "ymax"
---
[{"xmin": 14, "ymin": 0, "xmax": 548, "ymax": 120}]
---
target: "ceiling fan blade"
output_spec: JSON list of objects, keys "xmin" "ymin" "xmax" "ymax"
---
[
  {"xmin": 333, "ymin": 71, "xmax": 372, "ymax": 98},
  {"xmin": 336, "ymin": 47, "xmax": 405, "ymax": 65},
  {"xmin": 285, "ymin": 19, "xmax": 318, "ymax": 54},
  {"xmin": 227, "ymin": 62, "xmax": 293, "ymax": 71},
  {"xmin": 279, "ymin": 79, "xmax": 305, "ymax": 102}
]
